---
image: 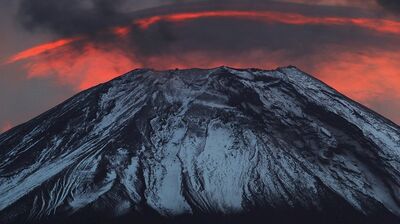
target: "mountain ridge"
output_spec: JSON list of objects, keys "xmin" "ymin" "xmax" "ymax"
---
[
  {"xmin": 0, "ymin": 66, "xmax": 399, "ymax": 224},
  {"xmin": 2, "ymin": 66, "xmax": 398, "ymax": 135}
]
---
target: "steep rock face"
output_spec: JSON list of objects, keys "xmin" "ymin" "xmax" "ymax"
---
[{"xmin": 0, "ymin": 67, "xmax": 399, "ymax": 224}]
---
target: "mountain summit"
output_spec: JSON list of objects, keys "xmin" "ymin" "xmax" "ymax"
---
[{"xmin": 0, "ymin": 67, "xmax": 399, "ymax": 224}]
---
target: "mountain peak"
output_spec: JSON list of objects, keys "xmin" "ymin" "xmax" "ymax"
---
[{"xmin": 0, "ymin": 67, "xmax": 399, "ymax": 224}]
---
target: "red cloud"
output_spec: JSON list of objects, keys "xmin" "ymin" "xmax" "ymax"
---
[
  {"xmin": 1, "ymin": 121, "xmax": 13, "ymax": 133},
  {"xmin": 18, "ymin": 42, "xmax": 400, "ymax": 124},
  {"xmin": 135, "ymin": 10, "xmax": 400, "ymax": 35},
  {"xmin": 5, "ymin": 37, "xmax": 83, "ymax": 64},
  {"xmin": 25, "ymin": 44, "xmax": 138, "ymax": 90},
  {"xmin": 316, "ymin": 51, "xmax": 400, "ymax": 102},
  {"xmin": 308, "ymin": 50, "xmax": 400, "ymax": 124},
  {"xmin": 112, "ymin": 26, "xmax": 131, "ymax": 37},
  {"xmin": 6, "ymin": 9, "xmax": 400, "ymax": 65},
  {"xmin": 3, "ymin": 9, "xmax": 400, "ymax": 124}
]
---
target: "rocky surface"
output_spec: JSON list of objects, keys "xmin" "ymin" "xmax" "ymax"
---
[{"xmin": 0, "ymin": 66, "xmax": 399, "ymax": 224}]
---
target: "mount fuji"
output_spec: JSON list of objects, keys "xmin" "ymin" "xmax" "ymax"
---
[{"xmin": 0, "ymin": 66, "xmax": 399, "ymax": 224}]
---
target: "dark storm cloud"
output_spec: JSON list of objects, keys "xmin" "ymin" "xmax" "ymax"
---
[
  {"xmin": 13, "ymin": 0, "xmax": 400, "ymax": 69},
  {"xmin": 16, "ymin": 0, "xmax": 200, "ymax": 36},
  {"xmin": 16, "ymin": 0, "xmax": 380, "ymax": 37},
  {"xmin": 13, "ymin": 0, "xmax": 400, "ymax": 72},
  {"xmin": 6, "ymin": 0, "xmax": 400, "ymax": 127},
  {"xmin": 126, "ymin": 14, "xmax": 400, "ymax": 64},
  {"xmin": 18, "ymin": 0, "xmax": 130, "ymax": 36},
  {"xmin": 377, "ymin": 0, "xmax": 400, "ymax": 13}
]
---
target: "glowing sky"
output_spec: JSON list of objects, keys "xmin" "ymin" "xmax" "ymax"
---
[{"xmin": 1, "ymin": 0, "xmax": 400, "ymax": 132}]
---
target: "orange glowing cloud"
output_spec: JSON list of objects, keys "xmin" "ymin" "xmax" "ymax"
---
[
  {"xmin": 22, "ymin": 43, "xmax": 286, "ymax": 90},
  {"xmin": 315, "ymin": 50, "xmax": 400, "ymax": 103},
  {"xmin": 309, "ymin": 50, "xmax": 400, "ymax": 124},
  {"xmin": 112, "ymin": 26, "xmax": 131, "ymax": 37},
  {"xmin": 135, "ymin": 10, "xmax": 400, "ymax": 36},
  {"xmin": 3, "ymin": 8, "xmax": 400, "ymax": 124},
  {"xmin": 7, "ymin": 9, "xmax": 400, "ymax": 65},
  {"xmin": 12, "ymin": 41, "xmax": 400, "ymax": 124},
  {"xmin": 5, "ymin": 37, "xmax": 83, "ymax": 64},
  {"xmin": 0, "ymin": 121, "xmax": 13, "ymax": 133},
  {"xmin": 25, "ymin": 44, "xmax": 138, "ymax": 90}
]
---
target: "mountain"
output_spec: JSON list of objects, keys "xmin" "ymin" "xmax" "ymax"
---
[{"xmin": 0, "ymin": 66, "xmax": 399, "ymax": 224}]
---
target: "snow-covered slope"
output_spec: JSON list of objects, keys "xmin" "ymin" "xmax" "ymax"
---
[{"xmin": 0, "ymin": 66, "xmax": 399, "ymax": 224}]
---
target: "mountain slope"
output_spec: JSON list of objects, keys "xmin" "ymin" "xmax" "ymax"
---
[{"xmin": 0, "ymin": 66, "xmax": 399, "ymax": 224}]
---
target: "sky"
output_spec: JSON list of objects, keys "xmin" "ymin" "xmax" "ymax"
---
[{"xmin": 1, "ymin": 0, "xmax": 400, "ymax": 133}]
